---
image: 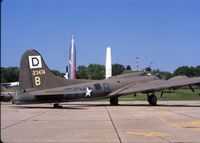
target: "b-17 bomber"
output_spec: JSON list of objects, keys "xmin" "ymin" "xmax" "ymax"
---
[{"xmin": 1, "ymin": 49, "xmax": 200, "ymax": 108}]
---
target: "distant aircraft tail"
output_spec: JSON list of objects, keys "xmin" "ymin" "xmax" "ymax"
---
[{"xmin": 19, "ymin": 49, "xmax": 88, "ymax": 90}]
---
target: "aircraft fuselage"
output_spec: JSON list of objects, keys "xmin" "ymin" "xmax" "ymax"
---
[{"xmin": 12, "ymin": 74, "xmax": 157, "ymax": 104}]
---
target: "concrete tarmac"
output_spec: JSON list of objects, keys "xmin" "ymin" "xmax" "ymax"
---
[{"xmin": 1, "ymin": 101, "xmax": 200, "ymax": 143}]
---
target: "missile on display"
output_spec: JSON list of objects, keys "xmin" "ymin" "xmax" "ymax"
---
[
  {"xmin": 68, "ymin": 35, "xmax": 76, "ymax": 79},
  {"xmin": 106, "ymin": 47, "xmax": 112, "ymax": 79}
]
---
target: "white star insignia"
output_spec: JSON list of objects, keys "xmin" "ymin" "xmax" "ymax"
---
[{"xmin": 85, "ymin": 87, "xmax": 92, "ymax": 97}]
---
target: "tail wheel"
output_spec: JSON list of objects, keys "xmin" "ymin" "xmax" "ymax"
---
[
  {"xmin": 148, "ymin": 94, "xmax": 157, "ymax": 106},
  {"xmin": 110, "ymin": 96, "xmax": 119, "ymax": 106}
]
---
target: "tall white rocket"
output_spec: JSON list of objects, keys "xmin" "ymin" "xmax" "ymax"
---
[
  {"xmin": 68, "ymin": 35, "xmax": 76, "ymax": 79},
  {"xmin": 106, "ymin": 47, "xmax": 112, "ymax": 79}
]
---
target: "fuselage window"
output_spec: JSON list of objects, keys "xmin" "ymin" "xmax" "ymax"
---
[
  {"xmin": 102, "ymin": 83, "xmax": 111, "ymax": 95},
  {"xmin": 94, "ymin": 84, "xmax": 102, "ymax": 90}
]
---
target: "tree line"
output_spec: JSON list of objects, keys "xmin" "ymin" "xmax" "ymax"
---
[
  {"xmin": 145, "ymin": 65, "xmax": 200, "ymax": 80},
  {"xmin": 76, "ymin": 64, "xmax": 125, "ymax": 80},
  {"xmin": 1, "ymin": 65, "xmax": 200, "ymax": 83}
]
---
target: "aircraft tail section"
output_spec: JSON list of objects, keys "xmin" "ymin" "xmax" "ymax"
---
[{"xmin": 19, "ymin": 49, "xmax": 89, "ymax": 90}]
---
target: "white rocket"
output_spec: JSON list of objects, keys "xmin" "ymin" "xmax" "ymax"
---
[
  {"xmin": 105, "ymin": 47, "xmax": 112, "ymax": 79},
  {"xmin": 68, "ymin": 35, "xmax": 76, "ymax": 79}
]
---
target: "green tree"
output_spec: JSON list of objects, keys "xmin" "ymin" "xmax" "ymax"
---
[
  {"xmin": 1, "ymin": 68, "xmax": 7, "ymax": 82},
  {"xmin": 174, "ymin": 66, "xmax": 198, "ymax": 77},
  {"xmin": 112, "ymin": 64, "xmax": 125, "ymax": 76},
  {"xmin": 126, "ymin": 65, "xmax": 131, "ymax": 70},
  {"xmin": 145, "ymin": 67, "xmax": 152, "ymax": 72},
  {"xmin": 77, "ymin": 66, "xmax": 89, "ymax": 79},
  {"xmin": 88, "ymin": 64, "xmax": 105, "ymax": 79},
  {"xmin": 162, "ymin": 71, "xmax": 173, "ymax": 80},
  {"xmin": 51, "ymin": 70, "xmax": 65, "ymax": 77},
  {"xmin": 1, "ymin": 67, "xmax": 19, "ymax": 82},
  {"xmin": 196, "ymin": 66, "xmax": 200, "ymax": 76}
]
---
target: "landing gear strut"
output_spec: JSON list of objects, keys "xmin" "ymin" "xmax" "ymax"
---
[
  {"xmin": 53, "ymin": 103, "xmax": 62, "ymax": 108},
  {"xmin": 148, "ymin": 94, "xmax": 157, "ymax": 106},
  {"xmin": 110, "ymin": 96, "xmax": 119, "ymax": 106}
]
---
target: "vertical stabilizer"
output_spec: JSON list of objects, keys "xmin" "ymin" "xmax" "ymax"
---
[
  {"xmin": 19, "ymin": 49, "xmax": 85, "ymax": 90},
  {"xmin": 106, "ymin": 47, "xmax": 112, "ymax": 79},
  {"xmin": 19, "ymin": 50, "xmax": 67, "ymax": 90},
  {"xmin": 19, "ymin": 49, "xmax": 91, "ymax": 91}
]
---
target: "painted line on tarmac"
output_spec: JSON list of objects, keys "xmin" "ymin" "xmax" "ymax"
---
[
  {"xmin": 105, "ymin": 106, "xmax": 122, "ymax": 143},
  {"xmin": 1, "ymin": 110, "xmax": 48, "ymax": 130},
  {"xmin": 127, "ymin": 131, "xmax": 170, "ymax": 137},
  {"xmin": 183, "ymin": 120, "xmax": 200, "ymax": 131},
  {"xmin": 160, "ymin": 118, "xmax": 200, "ymax": 131},
  {"xmin": 159, "ymin": 117, "xmax": 181, "ymax": 129},
  {"xmin": 192, "ymin": 120, "xmax": 200, "ymax": 125},
  {"xmin": 127, "ymin": 131, "xmax": 172, "ymax": 143}
]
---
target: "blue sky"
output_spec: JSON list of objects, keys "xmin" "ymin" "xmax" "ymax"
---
[{"xmin": 1, "ymin": 0, "xmax": 200, "ymax": 73}]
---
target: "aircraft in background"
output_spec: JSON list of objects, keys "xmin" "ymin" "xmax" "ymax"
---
[
  {"xmin": 1, "ymin": 82, "xmax": 19, "ymax": 88},
  {"xmin": 2, "ymin": 49, "xmax": 200, "ymax": 107},
  {"xmin": 0, "ymin": 86, "xmax": 14, "ymax": 102}
]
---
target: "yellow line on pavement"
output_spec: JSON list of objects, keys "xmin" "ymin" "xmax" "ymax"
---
[
  {"xmin": 160, "ymin": 118, "xmax": 181, "ymax": 128},
  {"xmin": 127, "ymin": 131, "xmax": 169, "ymax": 137},
  {"xmin": 192, "ymin": 120, "xmax": 200, "ymax": 125}
]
